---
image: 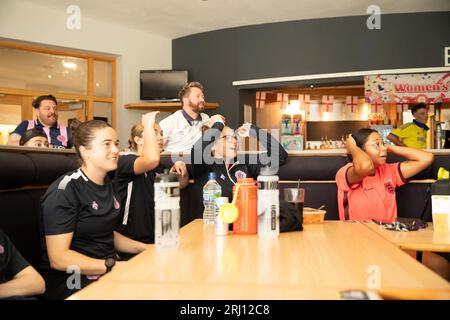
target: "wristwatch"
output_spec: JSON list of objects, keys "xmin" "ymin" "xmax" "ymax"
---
[{"xmin": 104, "ymin": 258, "xmax": 116, "ymax": 273}]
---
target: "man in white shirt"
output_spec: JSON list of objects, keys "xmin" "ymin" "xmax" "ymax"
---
[{"xmin": 159, "ymin": 82, "xmax": 223, "ymax": 153}]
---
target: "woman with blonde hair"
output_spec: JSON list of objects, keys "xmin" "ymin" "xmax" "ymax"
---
[{"xmin": 116, "ymin": 112, "xmax": 188, "ymax": 246}]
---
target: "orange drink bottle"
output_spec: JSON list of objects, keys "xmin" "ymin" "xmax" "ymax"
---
[{"xmin": 233, "ymin": 178, "xmax": 258, "ymax": 234}]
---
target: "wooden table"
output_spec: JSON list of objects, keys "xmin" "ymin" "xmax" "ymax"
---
[
  {"xmin": 69, "ymin": 220, "xmax": 450, "ymax": 300},
  {"xmin": 363, "ymin": 222, "xmax": 450, "ymax": 262},
  {"xmin": 363, "ymin": 222, "xmax": 450, "ymax": 253}
]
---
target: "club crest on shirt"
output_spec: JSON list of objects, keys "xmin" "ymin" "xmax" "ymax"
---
[
  {"xmin": 220, "ymin": 174, "xmax": 226, "ymax": 180},
  {"xmin": 235, "ymin": 170, "xmax": 247, "ymax": 180},
  {"xmin": 91, "ymin": 201, "xmax": 99, "ymax": 210},
  {"xmin": 384, "ymin": 182, "xmax": 395, "ymax": 194},
  {"xmin": 0, "ymin": 244, "xmax": 4, "ymax": 254},
  {"xmin": 113, "ymin": 196, "xmax": 120, "ymax": 209}
]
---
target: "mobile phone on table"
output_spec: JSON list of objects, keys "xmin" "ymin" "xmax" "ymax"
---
[{"xmin": 340, "ymin": 290, "xmax": 382, "ymax": 300}]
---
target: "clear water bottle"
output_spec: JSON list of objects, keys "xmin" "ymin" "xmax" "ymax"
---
[
  {"xmin": 203, "ymin": 172, "xmax": 221, "ymax": 224},
  {"xmin": 257, "ymin": 166, "xmax": 279, "ymax": 238},
  {"xmin": 154, "ymin": 169, "xmax": 180, "ymax": 249}
]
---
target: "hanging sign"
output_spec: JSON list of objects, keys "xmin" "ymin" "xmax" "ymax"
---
[{"xmin": 365, "ymin": 73, "xmax": 450, "ymax": 104}]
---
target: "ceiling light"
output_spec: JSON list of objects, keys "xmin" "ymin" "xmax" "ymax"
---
[
  {"xmin": 63, "ymin": 60, "xmax": 77, "ymax": 69},
  {"xmin": 95, "ymin": 82, "xmax": 100, "ymax": 87},
  {"xmin": 47, "ymin": 74, "xmax": 52, "ymax": 79}
]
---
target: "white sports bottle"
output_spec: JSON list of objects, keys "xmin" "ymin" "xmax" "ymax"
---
[
  {"xmin": 154, "ymin": 169, "xmax": 180, "ymax": 249},
  {"xmin": 257, "ymin": 167, "xmax": 279, "ymax": 238}
]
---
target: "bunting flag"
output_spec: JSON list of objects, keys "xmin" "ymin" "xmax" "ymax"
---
[
  {"xmin": 298, "ymin": 94, "xmax": 310, "ymax": 107},
  {"xmin": 371, "ymin": 101, "xmax": 382, "ymax": 113},
  {"xmin": 403, "ymin": 104, "xmax": 409, "ymax": 112},
  {"xmin": 322, "ymin": 95, "xmax": 334, "ymax": 112},
  {"xmin": 277, "ymin": 93, "xmax": 289, "ymax": 109},
  {"xmin": 256, "ymin": 91, "xmax": 266, "ymax": 109},
  {"xmin": 345, "ymin": 96, "xmax": 358, "ymax": 113}
]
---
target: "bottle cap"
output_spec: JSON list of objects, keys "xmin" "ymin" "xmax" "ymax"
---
[
  {"xmin": 208, "ymin": 172, "xmax": 216, "ymax": 180},
  {"xmin": 259, "ymin": 165, "xmax": 278, "ymax": 176}
]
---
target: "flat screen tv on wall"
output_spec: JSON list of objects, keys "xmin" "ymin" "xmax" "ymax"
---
[{"xmin": 140, "ymin": 70, "xmax": 188, "ymax": 101}]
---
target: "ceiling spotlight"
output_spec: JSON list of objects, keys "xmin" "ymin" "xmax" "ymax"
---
[
  {"xmin": 310, "ymin": 85, "xmax": 314, "ymax": 89},
  {"xmin": 63, "ymin": 60, "xmax": 77, "ymax": 69},
  {"xmin": 47, "ymin": 74, "xmax": 52, "ymax": 79},
  {"xmin": 95, "ymin": 82, "xmax": 100, "ymax": 87}
]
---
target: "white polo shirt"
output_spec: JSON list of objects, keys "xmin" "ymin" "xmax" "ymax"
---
[{"xmin": 159, "ymin": 110, "xmax": 210, "ymax": 152}]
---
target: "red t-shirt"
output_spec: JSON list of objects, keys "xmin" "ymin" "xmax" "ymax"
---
[{"xmin": 335, "ymin": 162, "xmax": 407, "ymax": 222}]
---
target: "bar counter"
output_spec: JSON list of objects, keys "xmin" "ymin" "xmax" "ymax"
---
[{"xmin": 287, "ymin": 149, "xmax": 450, "ymax": 156}]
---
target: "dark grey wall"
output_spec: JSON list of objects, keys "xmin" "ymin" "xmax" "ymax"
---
[{"xmin": 172, "ymin": 12, "xmax": 450, "ymax": 127}]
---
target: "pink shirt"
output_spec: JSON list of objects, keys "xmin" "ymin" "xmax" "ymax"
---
[{"xmin": 335, "ymin": 162, "xmax": 407, "ymax": 222}]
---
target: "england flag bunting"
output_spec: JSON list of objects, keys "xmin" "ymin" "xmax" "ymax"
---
[
  {"xmin": 277, "ymin": 93, "xmax": 289, "ymax": 109},
  {"xmin": 298, "ymin": 94, "xmax": 310, "ymax": 108},
  {"xmin": 345, "ymin": 96, "xmax": 358, "ymax": 113},
  {"xmin": 256, "ymin": 91, "xmax": 266, "ymax": 109},
  {"xmin": 371, "ymin": 101, "xmax": 382, "ymax": 113},
  {"xmin": 396, "ymin": 103, "xmax": 409, "ymax": 113},
  {"xmin": 322, "ymin": 96, "xmax": 334, "ymax": 112}
]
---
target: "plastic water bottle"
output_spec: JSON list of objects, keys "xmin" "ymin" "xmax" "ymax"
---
[
  {"xmin": 203, "ymin": 172, "xmax": 221, "ymax": 224},
  {"xmin": 154, "ymin": 169, "xmax": 180, "ymax": 249},
  {"xmin": 257, "ymin": 167, "xmax": 279, "ymax": 238}
]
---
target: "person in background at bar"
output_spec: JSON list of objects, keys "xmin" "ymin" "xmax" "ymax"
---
[
  {"xmin": 8, "ymin": 95, "xmax": 72, "ymax": 148},
  {"xmin": 115, "ymin": 112, "xmax": 188, "ymax": 248},
  {"xmin": 19, "ymin": 128, "xmax": 49, "ymax": 148},
  {"xmin": 387, "ymin": 103, "xmax": 429, "ymax": 148},
  {"xmin": 40, "ymin": 120, "xmax": 151, "ymax": 299},
  {"xmin": 337, "ymin": 128, "xmax": 433, "ymax": 222},
  {"xmin": 0, "ymin": 228, "xmax": 45, "ymax": 299},
  {"xmin": 190, "ymin": 117, "xmax": 288, "ymax": 209}
]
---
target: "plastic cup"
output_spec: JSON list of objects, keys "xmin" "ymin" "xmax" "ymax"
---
[{"xmin": 284, "ymin": 188, "xmax": 305, "ymax": 224}]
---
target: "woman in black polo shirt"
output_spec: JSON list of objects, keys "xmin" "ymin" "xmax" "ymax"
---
[
  {"xmin": 116, "ymin": 112, "xmax": 188, "ymax": 246},
  {"xmin": 0, "ymin": 229, "xmax": 45, "ymax": 299},
  {"xmin": 40, "ymin": 120, "xmax": 150, "ymax": 299},
  {"xmin": 191, "ymin": 118, "xmax": 288, "ymax": 204}
]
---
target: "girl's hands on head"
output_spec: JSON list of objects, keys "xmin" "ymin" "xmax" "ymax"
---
[{"xmin": 345, "ymin": 134, "xmax": 358, "ymax": 152}]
